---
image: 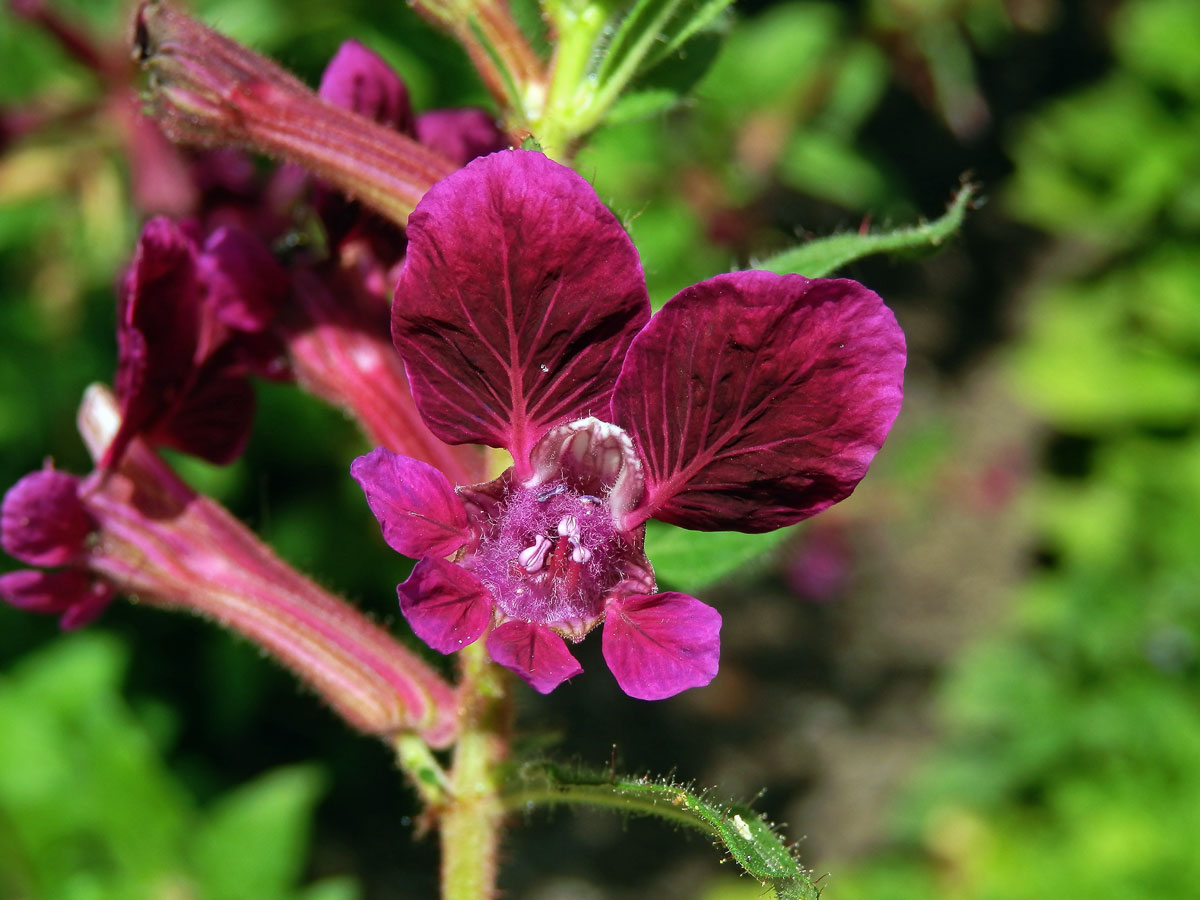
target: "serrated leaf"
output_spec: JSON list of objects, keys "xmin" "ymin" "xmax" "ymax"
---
[
  {"xmin": 504, "ymin": 762, "xmax": 820, "ymax": 898},
  {"xmin": 191, "ymin": 766, "xmax": 326, "ymax": 900},
  {"xmin": 758, "ymin": 181, "xmax": 977, "ymax": 278},
  {"xmin": 645, "ymin": 520, "xmax": 793, "ymax": 592}
]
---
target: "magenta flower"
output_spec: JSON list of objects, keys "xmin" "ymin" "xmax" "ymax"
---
[
  {"xmin": 352, "ymin": 150, "xmax": 906, "ymax": 700},
  {"xmin": 103, "ymin": 215, "xmax": 288, "ymax": 469}
]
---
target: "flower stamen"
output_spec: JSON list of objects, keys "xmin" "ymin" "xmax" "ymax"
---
[{"xmin": 517, "ymin": 534, "xmax": 553, "ymax": 573}]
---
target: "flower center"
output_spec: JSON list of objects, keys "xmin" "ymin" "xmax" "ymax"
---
[{"xmin": 463, "ymin": 479, "xmax": 628, "ymax": 637}]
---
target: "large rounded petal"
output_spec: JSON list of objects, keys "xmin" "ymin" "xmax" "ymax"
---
[
  {"xmin": 486, "ymin": 620, "xmax": 583, "ymax": 693},
  {"xmin": 612, "ymin": 272, "xmax": 905, "ymax": 532},
  {"xmin": 351, "ymin": 448, "xmax": 470, "ymax": 559},
  {"xmin": 602, "ymin": 592, "xmax": 721, "ymax": 700},
  {"xmin": 397, "ymin": 557, "xmax": 492, "ymax": 654},
  {"xmin": 392, "ymin": 150, "xmax": 650, "ymax": 471}
]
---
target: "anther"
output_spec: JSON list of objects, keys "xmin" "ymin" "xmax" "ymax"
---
[
  {"xmin": 557, "ymin": 515, "xmax": 591, "ymax": 564},
  {"xmin": 518, "ymin": 534, "xmax": 553, "ymax": 573},
  {"xmin": 536, "ymin": 484, "xmax": 567, "ymax": 502}
]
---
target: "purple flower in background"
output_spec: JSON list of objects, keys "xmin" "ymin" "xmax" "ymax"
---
[
  {"xmin": 352, "ymin": 150, "xmax": 906, "ymax": 700},
  {"xmin": 0, "ymin": 466, "xmax": 113, "ymax": 628},
  {"xmin": 103, "ymin": 216, "xmax": 288, "ymax": 469}
]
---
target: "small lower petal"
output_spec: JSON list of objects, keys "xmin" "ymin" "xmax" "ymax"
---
[
  {"xmin": 602, "ymin": 592, "xmax": 721, "ymax": 700},
  {"xmin": 59, "ymin": 581, "xmax": 116, "ymax": 630},
  {"xmin": 486, "ymin": 620, "xmax": 582, "ymax": 693},
  {"xmin": 398, "ymin": 557, "xmax": 491, "ymax": 654},
  {"xmin": 0, "ymin": 568, "xmax": 92, "ymax": 615}
]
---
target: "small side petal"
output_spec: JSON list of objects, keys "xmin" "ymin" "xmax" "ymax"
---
[
  {"xmin": 318, "ymin": 40, "xmax": 414, "ymax": 133},
  {"xmin": 486, "ymin": 620, "xmax": 583, "ymax": 693},
  {"xmin": 612, "ymin": 272, "xmax": 906, "ymax": 532},
  {"xmin": 602, "ymin": 592, "xmax": 721, "ymax": 700},
  {"xmin": 351, "ymin": 448, "xmax": 470, "ymax": 559},
  {"xmin": 1, "ymin": 469, "xmax": 92, "ymax": 566},
  {"xmin": 393, "ymin": 150, "xmax": 650, "ymax": 469},
  {"xmin": 397, "ymin": 557, "xmax": 492, "ymax": 654}
]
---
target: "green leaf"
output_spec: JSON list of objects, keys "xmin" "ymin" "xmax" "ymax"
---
[
  {"xmin": 645, "ymin": 521, "xmax": 794, "ymax": 592},
  {"xmin": 191, "ymin": 766, "xmax": 326, "ymax": 900},
  {"xmin": 593, "ymin": 0, "xmax": 735, "ymax": 111},
  {"xmin": 603, "ymin": 30, "xmax": 723, "ymax": 125},
  {"xmin": 503, "ymin": 762, "xmax": 821, "ymax": 898},
  {"xmin": 757, "ymin": 181, "xmax": 977, "ymax": 278}
]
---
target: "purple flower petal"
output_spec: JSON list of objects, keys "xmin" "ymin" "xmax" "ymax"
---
[
  {"xmin": 1, "ymin": 468, "xmax": 92, "ymax": 566},
  {"xmin": 526, "ymin": 417, "xmax": 645, "ymax": 523},
  {"xmin": 153, "ymin": 367, "xmax": 256, "ymax": 465},
  {"xmin": 486, "ymin": 620, "xmax": 583, "ymax": 693},
  {"xmin": 106, "ymin": 216, "xmax": 205, "ymax": 467},
  {"xmin": 612, "ymin": 272, "xmax": 905, "ymax": 532},
  {"xmin": 397, "ymin": 556, "xmax": 492, "ymax": 654},
  {"xmin": 351, "ymin": 448, "xmax": 471, "ymax": 559},
  {"xmin": 58, "ymin": 581, "xmax": 115, "ymax": 630},
  {"xmin": 199, "ymin": 225, "xmax": 288, "ymax": 332},
  {"xmin": 393, "ymin": 150, "xmax": 650, "ymax": 470},
  {"xmin": 415, "ymin": 108, "xmax": 508, "ymax": 166},
  {"xmin": 602, "ymin": 592, "xmax": 721, "ymax": 700},
  {"xmin": 0, "ymin": 568, "xmax": 88, "ymax": 615},
  {"xmin": 318, "ymin": 40, "xmax": 414, "ymax": 133}
]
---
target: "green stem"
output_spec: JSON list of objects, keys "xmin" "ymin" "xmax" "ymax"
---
[
  {"xmin": 441, "ymin": 642, "xmax": 511, "ymax": 900},
  {"xmin": 536, "ymin": 3, "xmax": 608, "ymax": 160}
]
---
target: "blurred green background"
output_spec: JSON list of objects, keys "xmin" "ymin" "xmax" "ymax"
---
[{"xmin": 2, "ymin": 0, "xmax": 1199, "ymax": 897}]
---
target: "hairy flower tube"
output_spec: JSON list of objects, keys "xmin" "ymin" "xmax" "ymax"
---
[
  {"xmin": 353, "ymin": 150, "xmax": 907, "ymax": 700},
  {"xmin": 1, "ymin": 386, "xmax": 457, "ymax": 743}
]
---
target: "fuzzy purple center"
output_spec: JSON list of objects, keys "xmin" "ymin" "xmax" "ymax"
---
[{"xmin": 463, "ymin": 479, "xmax": 628, "ymax": 635}]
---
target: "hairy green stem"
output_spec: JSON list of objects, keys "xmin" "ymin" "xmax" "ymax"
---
[{"xmin": 441, "ymin": 642, "xmax": 511, "ymax": 900}]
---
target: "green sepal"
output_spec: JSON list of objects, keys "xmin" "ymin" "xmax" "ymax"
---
[
  {"xmin": 503, "ymin": 761, "xmax": 821, "ymax": 898},
  {"xmin": 758, "ymin": 180, "xmax": 979, "ymax": 278}
]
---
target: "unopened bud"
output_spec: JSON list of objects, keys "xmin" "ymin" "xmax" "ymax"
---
[{"xmin": 132, "ymin": 2, "xmax": 456, "ymax": 225}]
